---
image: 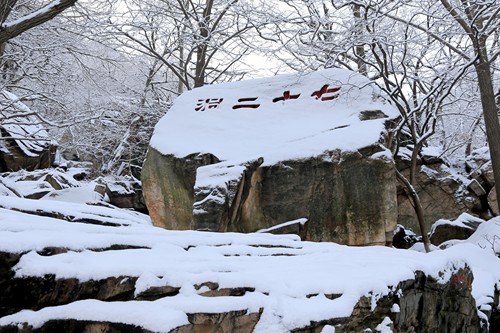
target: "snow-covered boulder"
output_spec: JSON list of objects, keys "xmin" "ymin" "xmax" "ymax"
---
[
  {"xmin": 1, "ymin": 208, "xmax": 498, "ymax": 332},
  {"xmin": 142, "ymin": 69, "xmax": 399, "ymax": 245},
  {"xmin": 0, "ymin": 91, "xmax": 56, "ymax": 172},
  {"xmin": 429, "ymin": 213, "xmax": 484, "ymax": 246}
]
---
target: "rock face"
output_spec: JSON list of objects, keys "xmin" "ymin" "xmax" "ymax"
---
[
  {"xmin": 429, "ymin": 213, "xmax": 484, "ymax": 246},
  {"xmin": 104, "ymin": 176, "xmax": 148, "ymax": 213},
  {"xmin": 143, "ymin": 146, "xmax": 397, "ymax": 245},
  {"xmin": 2, "ymin": 206, "xmax": 498, "ymax": 333},
  {"xmin": 396, "ymin": 151, "xmax": 483, "ymax": 233},
  {"xmin": 0, "ymin": 248, "xmax": 483, "ymax": 333},
  {"xmin": 142, "ymin": 69, "xmax": 400, "ymax": 246},
  {"xmin": 466, "ymin": 147, "xmax": 497, "ymax": 216}
]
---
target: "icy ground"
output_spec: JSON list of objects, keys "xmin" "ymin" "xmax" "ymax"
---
[{"xmin": 0, "ymin": 174, "xmax": 500, "ymax": 332}]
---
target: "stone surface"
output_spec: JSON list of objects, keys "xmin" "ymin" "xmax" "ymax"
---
[
  {"xmin": 429, "ymin": 215, "xmax": 483, "ymax": 246},
  {"xmin": 105, "ymin": 177, "xmax": 148, "ymax": 213},
  {"xmin": 142, "ymin": 145, "xmax": 397, "ymax": 246},
  {"xmin": 489, "ymin": 186, "xmax": 498, "ymax": 216},
  {"xmin": 293, "ymin": 268, "xmax": 480, "ymax": 333},
  {"xmin": 397, "ymin": 163, "xmax": 482, "ymax": 233},
  {"xmin": 142, "ymin": 150, "xmax": 218, "ymax": 230},
  {"xmin": 1, "ymin": 247, "xmax": 487, "ymax": 333}
]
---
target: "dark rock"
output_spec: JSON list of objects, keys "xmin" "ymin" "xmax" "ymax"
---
[
  {"xmin": 105, "ymin": 177, "xmax": 148, "ymax": 213},
  {"xmin": 135, "ymin": 285, "xmax": 180, "ymax": 300},
  {"xmin": 392, "ymin": 225, "xmax": 419, "ymax": 249},
  {"xmin": 429, "ymin": 214, "xmax": 484, "ymax": 246},
  {"xmin": 0, "ymin": 274, "xmax": 137, "ymax": 317},
  {"xmin": 170, "ymin": 310, "xmax": 262, "ymax": 333},
  {"xmin": 358, "ymin": 110, "xmax": 388, "ymax": 121},
  {"xmin": 1, "ymin": 320, "xmax": 154, "ymax": 333},
  {"xmin": 293, "ymin": 267, "xmax": 479, "ymax": 333}
]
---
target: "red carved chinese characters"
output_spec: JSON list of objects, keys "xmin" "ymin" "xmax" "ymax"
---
[
  {"xmin": 195, "ymin": 98, "xmax": 223, "ymax": 112},
  {"xmin": 273, "ymin": 91, "xmax": 301, "ymax": 103},
  {"xmin": 311, "ymin": 84, "xmax": 341, "ymax": 101},
  {"xmin": 195, "ymin": 83, "xmax": 341, "ymax": 112},
  {"xmin": 232, "ymin": 97, "xmax": 260, "ymax": 110}
]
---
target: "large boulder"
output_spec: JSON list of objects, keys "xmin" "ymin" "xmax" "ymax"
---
[{"xmin": 142, "ymin": 69, "xmax": 400, "ymax": 245}]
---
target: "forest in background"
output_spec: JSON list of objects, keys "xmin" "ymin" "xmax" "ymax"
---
[{"xmin": 0, "ymin": 0, "xmax": 498, "ymax": 179}]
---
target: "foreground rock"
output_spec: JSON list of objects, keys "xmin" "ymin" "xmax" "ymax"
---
[
  {"xmin": 1, "ymin": 208, "xmax": 499, "ymax": 332},
  {"xmin": 143, "ymin": 69, "xmax": 400, "ymax": 246}
]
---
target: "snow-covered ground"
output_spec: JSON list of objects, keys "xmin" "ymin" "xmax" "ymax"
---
[{"xmin": 0, "ymin": 178, "xmax": 499, "ymax": 332}]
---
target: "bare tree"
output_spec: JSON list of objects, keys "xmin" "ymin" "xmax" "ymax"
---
[
  {"xmin": 0, "ymin": 0, "xmax": 78, "ymax": 50},
  {"xmin": 437, "ymin": 0, "xmax": 500, "ymax": 213},
  {"xmin": 94, "ymin": 0, "xmax": 256, "ymax": 91}
]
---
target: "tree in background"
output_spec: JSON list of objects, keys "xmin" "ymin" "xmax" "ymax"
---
[
  {"xmin": 91, "ymin": 0, "xmax": 258, "ymax": 92},
  {"xmin": 263, "ymin": 0, "xmax": 499, "ymax": 250}
]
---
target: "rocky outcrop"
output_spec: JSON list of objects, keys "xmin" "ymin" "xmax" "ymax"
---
[
  {"xmin": 294, "ymin": 268, "xmax": 480, "ymax": 333},
  {"xmin": 143, "ymin": 145, "xmax": 397, "ymax": 245},
  {"xmin": 429, "ymin": 213, "xmax": 484, "ymax": 246},
  {"xmin": 0, "ymin": 91, "xmax": 57, "ymax": 172},
  {"xmin": 142, "ymin": 69, "xmax": 400, "ymax": 246},
  {"xmin": 466, "ymin": 147, "xmax": 497, "ymax": 216},
  {"xmin": 104, "ymin": 176, "xmax": 148, "ymax": 213},
  {"xmin": 396, "ymin": 151, "xmax": 483, "ymax": 233},
  {"xmin": 0, "ymin": 250, "xmax": 485, "ymax": 333}
]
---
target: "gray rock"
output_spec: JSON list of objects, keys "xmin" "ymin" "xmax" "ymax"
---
[
  {"xmin": 489, "ymin": 186, "xmax": 498, "ymax": 216},
  {"xmin": 142, "ymin": 145, "xmax": 398, "ymax": 246},
  {"xmin": 429, "ymin": 214, "xmax": 484, "ymax": 246},
  {"xmin": 397, "ymin": 163, "xmax": 482, "ymax": 233},
  {"xmin": 104, "ymin": 177, "xmax": 148, "ymax": 213}
]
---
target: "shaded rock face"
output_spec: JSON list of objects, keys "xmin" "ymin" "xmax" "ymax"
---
[
  {"xmin": 0, "ymin": 139, "xmax": 56, "ymax": 173},
  {"xmin": 142, "ymin": 150, "xmax": 218, "ymax": 230},
  {"xmin": 429, "ymin": 215, "xmax": 483, "ymax": 246},
  {"xmin": 104, "ymin": 177, "xmax": 148, "ymax": 213},
  {"xmin": 294, "ymin": 268, "xmax": 480, "ymax": 333},
  {"xmin": 397, "ymin": 160, "xmax": 482, "ymax": 233},
  {"xmin": 142, "ymin": 145, "xmax": 397, "ymax": 245},
  {"xmin": 466, "ymin": 148, "xmax": 497, "ymax": 216},
  {"xmin": 392, "ymin": 225, "xmax": 419, "ymax": 249}
]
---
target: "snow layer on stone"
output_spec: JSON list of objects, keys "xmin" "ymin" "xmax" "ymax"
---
[
  {"xmin": 150, "ymin": 69, "xmax": 397, "ymax": 166},
  {"xmin": 456, "ymin": 217, "xmax": 500, "ymax": 256},
  {"xmin": 0, "ymin": 90, "xmax": 52, "ymax": 156},
  {"xmin": 429, "ymin": 213, "xmax": 485, "ymax": 236},
  {"xmin": 1, "ymin": 208, "xmax": 499, "ymax": 332},
  {"xmin": 256, "ymin": 218, "xmax": 308, "ymax": 233},
  {"xmin": 41, "ymin": 182, "xmax": 104, "ymax": 203},
  {"xmin": 0, "ymin": 196, "xmax": 151, "ymax": 227}
]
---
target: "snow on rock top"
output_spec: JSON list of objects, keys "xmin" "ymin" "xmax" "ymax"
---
[
  {"xmin": 150, "ymin": 69, "xmax": 398, "ymax": 166},
  {"xmin": 0, "ymin": 90, "xmax": 53, "ymax": 157}
]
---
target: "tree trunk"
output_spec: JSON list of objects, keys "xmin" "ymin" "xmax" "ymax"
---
[
  {"xmin": 396, "ymin": 169, "xmax": 431, "ymax": 253},
  {"xmin": 352, "ymin": 4, "xmax": 367, "ymax": 76},
  {"xmin": 475, "ymin": 44, "xmax": 500, "ymax": 212}
]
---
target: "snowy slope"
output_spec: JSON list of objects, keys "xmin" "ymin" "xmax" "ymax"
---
[{"xmin": 1, "ymin": 206, "xmax": 499, "ymax": 332}]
